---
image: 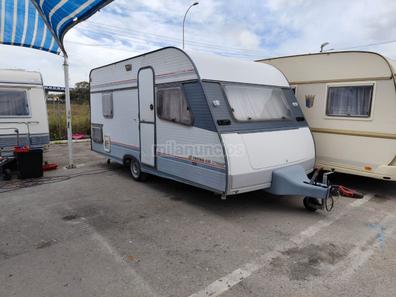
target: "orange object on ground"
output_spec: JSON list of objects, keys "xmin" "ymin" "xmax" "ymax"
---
[{"xmin": 338, "ymin": 186, "xmax": 364, "ymax": 199}]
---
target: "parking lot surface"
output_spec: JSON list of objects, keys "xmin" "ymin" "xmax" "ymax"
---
[{"xmin": 1, "ymin": 142, "xmax": 395, "ymax": 297}]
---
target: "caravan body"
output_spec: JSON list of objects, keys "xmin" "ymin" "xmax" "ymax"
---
[
  {"xmin": 0, "ymin": 69, "xmax": 49, "ymax": 156},
  {"xmin": 260, "ymin": 51, "xmax": 396, "ymax": 181},
  {"xmin": 90, "ymin": 47, "xmax": 315, "ymax": 195}
]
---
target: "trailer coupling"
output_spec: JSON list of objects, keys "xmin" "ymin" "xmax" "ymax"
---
[{"xmin": 266, "ymin": 165, "xmax": 362, "ymax": 212}]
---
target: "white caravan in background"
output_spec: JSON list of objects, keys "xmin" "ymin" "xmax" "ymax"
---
[
  {"xmin": 0, "ymin": 69, "xmax": 49, "ymax": 156},
  {"xmin": 260, "ymin": 51, "xmax": 396, "ymax": 181},
  {"xmin": 90, "ymin": 47, "xmax": 336, "ymax": 210}
]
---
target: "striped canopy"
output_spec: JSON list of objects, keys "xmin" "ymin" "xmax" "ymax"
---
[{"xmin": 0, "ymin": 0, "xmax": 112, "ymax": 55}]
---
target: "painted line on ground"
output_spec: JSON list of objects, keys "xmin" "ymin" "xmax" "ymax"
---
[
  {"xmin": 89, "ymin": 230, "xmax": 159, "ymax": 297},
  {"xmin": 188, "ymin": 195, "xmax": 374, "ymax": 297},
  {"xmin": 328, "ymin": 212, "xmax": 396, "ymax": 281},
  {"xmin": 63, "ymin": 202, "xmax": 160, "ymax": 297},
  {"xmin": 89, "ymin": 231, "xmax": 158, "ymax": 297}
]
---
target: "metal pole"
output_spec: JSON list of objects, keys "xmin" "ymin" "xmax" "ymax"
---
[
  {"xmin": 320, "ymin": 42, "xmax": 329, "ymax": 53},
  {"xmin": 182, "ymin": 2, "xmax": 199, "ymax": 49},
  {"xmin": 63, "ymin": 56, "xmax": 75, "ymax": 169}
]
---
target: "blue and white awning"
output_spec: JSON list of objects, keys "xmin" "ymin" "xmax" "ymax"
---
[{"xmin": 0, "ymin": 0, "xmax": 113, "ymax": 55}]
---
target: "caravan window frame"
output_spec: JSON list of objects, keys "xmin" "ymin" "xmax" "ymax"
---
[
  {"xmin": 102, "ymin": 92, "xmax": 114, "ymax": 119},
  {"xmin": 324, "ymin": 81, "xmax": 375, "ymax": 121},
  {"xmin": 156, "ymin": 85, "xmax": 194, "ymax": 126},
  {"xmin": 220, "ymin": 81, "xmax": 294, "ymax": 123},
  {"xmin": 0, "ymin": 88, "xmax": 31, "ymax": 118}
]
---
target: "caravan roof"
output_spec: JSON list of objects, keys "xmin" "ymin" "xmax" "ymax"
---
[
  {"xmin": 90, "ymin": 47, "xmax": 290, "ymax": 92},
  {"xmin": 258, "ymin": 51, "xmax": 396, "ymax": 84},
  {"xmin": 185, "ymin": 50, "xmax": 289, "ymax": 87},
  {"xmin": 388, "ymin": 58, "xmax": 396, "ymax": 74},
  {"xmin": 0, "ymin": 69, "xmax": 43, "ymax": 86}
]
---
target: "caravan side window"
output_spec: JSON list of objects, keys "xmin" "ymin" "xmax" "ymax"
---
[
  {"xmin": 0, "ymin": 89, "xmax": 29, "ymax": 116},
  {"xmin": 102, "ymin": 92, "xmax": 113, "ymax": 118},
  {"xmin": 157, "ymin": 87, "xmax": 193, "ymax": 125},
  {"xmin": 326, "ymin": 85, "xmax": 373, "ymax": 117}
]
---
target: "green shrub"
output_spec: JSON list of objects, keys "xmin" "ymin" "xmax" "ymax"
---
[{"xmin": 47, "ymin": 103, "xmax": 91, "ymax": 141}]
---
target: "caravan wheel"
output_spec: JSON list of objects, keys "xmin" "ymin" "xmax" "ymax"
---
[{"xmin": 129, "ymin": 158, "xmax": 148, "ymax": 182}]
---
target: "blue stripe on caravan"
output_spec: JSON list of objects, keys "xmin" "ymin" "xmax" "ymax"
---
[
  {"xmin": 156, "ymin": 157, "xmax": 226, "ymax": 192},
  {"xmin": 23, "ymin": 0, "xmax": 35, "ymax": 46},
  {"xmin": 158, "ymin": 154, "xmax": 226, "ymax": 173},
  {"xmin": 3, "ymin": 0, "xmax": 14, "ymax": 42},
  {"xmin": 111, "ymin": 142, "xmax": 139, "ymax": 151},
  {"xmin": 14, "ymin": 0, "xmax": 26, "ymax": 44}
]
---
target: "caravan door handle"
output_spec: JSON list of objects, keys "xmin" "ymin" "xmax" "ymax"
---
[{"xmin": 149, "ymin": 104, "xmax": 154, "ymax": 110}]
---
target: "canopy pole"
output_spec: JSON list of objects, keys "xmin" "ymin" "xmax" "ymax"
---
[{"xmin": 63, "ymin": 56, "xmax": 75, "ymax": 169}]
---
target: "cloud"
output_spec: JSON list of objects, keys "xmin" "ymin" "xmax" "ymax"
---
[{"xmin": 0, "ymin": 0, "xmax": 395, "ymax": 86}]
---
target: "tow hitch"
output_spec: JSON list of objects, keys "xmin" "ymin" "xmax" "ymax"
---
[{"xmin": 267, "ymin": 166, "xmax": 363, "ymax": 212}]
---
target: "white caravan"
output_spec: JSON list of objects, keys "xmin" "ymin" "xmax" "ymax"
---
[
  {"xmin": 90, "ymin": 47, "xmax": 336, "ymax": 210},
  {"xmin": 260, "ymin": 51, "xmax": 396, "ymax": 181},
  {"xmin": 0, "ymin": 69, "xmax": 49, "ymax": 156}
]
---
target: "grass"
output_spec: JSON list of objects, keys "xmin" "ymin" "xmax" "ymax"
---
[{"xmin": 47, "ymin": 102, "xmax": 91, "ymax": 141}]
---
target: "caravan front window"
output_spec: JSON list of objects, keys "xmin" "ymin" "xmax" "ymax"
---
[
  {"xmin": 223, "ymin": 84, "xmax": 292, "ymax": 122},
  {"xmin": 0, "ymin": 89, "xmax": 29, "ymax": 116}
]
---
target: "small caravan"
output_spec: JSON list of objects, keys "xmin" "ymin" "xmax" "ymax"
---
[
  {"xmin": 0, "ymin": 69, "xmax": 49, "ymax": 157},
  {"xmin": 260, "ymin": 51, "xmax": 396, "ymax": 181},
  {"xmin": 90, "ymin": 47, "xmax": 337, "ymax": 210}
]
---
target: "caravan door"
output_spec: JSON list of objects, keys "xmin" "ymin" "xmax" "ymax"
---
[{"xmin": 138, "ymin": 67, "xmax": 156, "ymax": 167}]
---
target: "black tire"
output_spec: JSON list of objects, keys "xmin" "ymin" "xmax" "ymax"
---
[
  {"xmin": 129, "ymin": 158, "xmax": 148, "ymax": 182},
  {"xmin": 303, "ymin": 197, "xmax": 321, "ymax": 212}
]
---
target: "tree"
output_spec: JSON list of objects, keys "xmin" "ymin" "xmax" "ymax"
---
[{"xmin": 70, "ymin": 81, "xmax": 89, "ymax": 104}]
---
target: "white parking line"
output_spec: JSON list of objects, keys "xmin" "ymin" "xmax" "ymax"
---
[
  {"xmin": 188, "ymin": 195, "xmax": 374, "ymax": 297},
  {"xmin": 329, "ymin": 213, "xmax": 396, "ymax": 281},
  {"xmin": 90, "ymin": 231, "xmax": 159, "ymax": 297}
]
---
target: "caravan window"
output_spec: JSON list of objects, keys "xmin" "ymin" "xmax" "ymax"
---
[
  {"xmin": 0, "ymin": 89, "xmax": 29, "ymax": 116},
  {"xmin": 326, "ymin": 85, "xmax": 373, "ymax": 117},
  {"xmin": 157, "ymin": 87, "xmax": 193, "ymax": 125},
  {"xmin": 102, "ymin": 93, "xmax": 113, "ymax": 118},
  {"xmin": 223, "ymin": 84, "xmax": 292, "ymax": 121}
]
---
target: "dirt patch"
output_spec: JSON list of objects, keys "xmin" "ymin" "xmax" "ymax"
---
[{"xmin": 270, "ymin": 243, "xmax": 350, "ymax": 281}]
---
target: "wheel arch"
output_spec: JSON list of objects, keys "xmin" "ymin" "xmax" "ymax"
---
[{"xmin": 123, "ymin": 154, "xmax": 138, "ymax": 166}]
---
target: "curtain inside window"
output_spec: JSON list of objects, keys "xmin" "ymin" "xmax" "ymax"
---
[
  {"xmin": 157, "ymin": 88, "xmax": 192, "ymax": 125},
  {"xmin": 224, "ymin": 85, "xmax": 292, "ymax": 121},
  {"xmin": 102, "ymin": 93, "xmax": 113, "ymax": 118},
  {"xmin": 0, "ymin": 90, "xmax": 29, "ymax": 116},
  {"xmin": 327, "ymin": 86, "xmax": 373, "ymax": 117}
]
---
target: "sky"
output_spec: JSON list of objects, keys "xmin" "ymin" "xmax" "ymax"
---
[{"xmin": 1, "ymin": 0, "xmax": 396, "ymax": 86}]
